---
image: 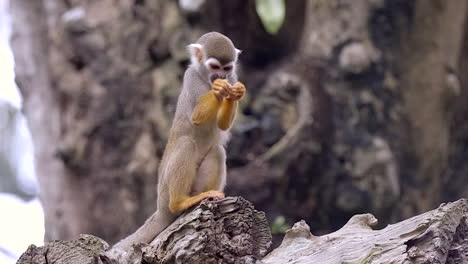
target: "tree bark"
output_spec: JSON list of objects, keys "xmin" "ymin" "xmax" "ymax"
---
[
  {"xmin": 397, "ymin": 0, "xmax": 468, "ymax": 218},
  {"xmin": 17, "ymin": 198, "xmax": 467, "ymax": 264},
  {"xmin": 263, "ymin": 199, "xmax": 468, "ymax": 264},
  {"xmin": 18, "ymin": 197, "xmax": 273, "ymax": 264},
  {"xmin": 10, "ymin": 0, "xmax": 67, "ymax": 241}
]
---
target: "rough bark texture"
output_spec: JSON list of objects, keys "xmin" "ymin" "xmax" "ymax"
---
[
  {"xmin": 9, "ymin": 0, "xmax": 468, "ymax": 247},
  {"xmin": 263, "ymin": 199, "xmax": 468, "ymax": 264},
  {"xmin": 18, "ymin": 197, "xmax": 272, "ymax": 264},
  {"xmin": 146, "ymin": 197, "xmax": 271, "ymax": 263},
  {"xmin": 17, "ymin": 235, "xmax": 109, "ymax": 264},
  {"xmin": 17, "ymin": 199, "xmax": 467, "ymax": 264}
]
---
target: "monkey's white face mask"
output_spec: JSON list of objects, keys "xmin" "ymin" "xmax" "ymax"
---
[{"xmin": 204, "ymin": 58, "xmax": 234, "ymax": 83}]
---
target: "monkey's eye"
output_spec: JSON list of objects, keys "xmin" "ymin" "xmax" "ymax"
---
[
  {"xmin": 210, "ymin": 64, "xmax": 220, "ymax": 70},
  {"xmin": 223, "ymin": 66, "xmax": 232, "ymax": 71}
]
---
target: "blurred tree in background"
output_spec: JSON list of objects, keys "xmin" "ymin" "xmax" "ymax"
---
[{"xmin": 9, "ymin": 0, "xmax": 468, "ymax": 245}]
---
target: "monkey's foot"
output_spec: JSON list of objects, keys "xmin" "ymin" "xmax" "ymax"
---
[
  {"xmin": 170, "ymin": 190, "xmax": 225, "ymax": 212},
  {"xmin": 200, "ymin": 190, "xmax": 225, "ymax": 200}
]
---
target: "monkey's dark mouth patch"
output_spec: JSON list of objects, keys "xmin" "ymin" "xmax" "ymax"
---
[{"xmin": 210, "ymin": 74, "xmax": 225, "ymax": 83}]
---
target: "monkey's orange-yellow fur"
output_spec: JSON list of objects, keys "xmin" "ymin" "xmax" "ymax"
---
[
  {"xmin": 192, "ymin": 91, "xmax": 222, "ymax": 125},
  {"xmin": 218, "ymin": 98, "xmax": 236, "ymax": 130},
  {"xmin": 192, "ymin": 79, "xmax": 245, "ymax": 130},
  {"xmin": 113, "ymin": 32, "xmax": 244, "ymax": 251},
  {"xmin": 217, "ymin": 82, "xmax": 245, "ymax": 130},
  {"xmin": 170, "ymin": 190, "xmax": 225, "ymax": 212}
]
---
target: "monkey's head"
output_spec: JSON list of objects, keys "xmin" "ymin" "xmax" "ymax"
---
[{"xmin": 188, "ymin": 32, "xmax": 241, "ymax": 84}]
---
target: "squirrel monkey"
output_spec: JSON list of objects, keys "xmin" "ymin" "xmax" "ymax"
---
[{"xmin": 113, "ymin": 32, "xmax": 245, "ymax": 250}]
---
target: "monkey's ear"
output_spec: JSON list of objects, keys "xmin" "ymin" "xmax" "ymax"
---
[
  {"xmin": 235, "ymin": 48, "xmax": 242, "ymax": 60},
  {"xmin": 188, "ymin": 43, "xmax": 204, "ymax": 65}
]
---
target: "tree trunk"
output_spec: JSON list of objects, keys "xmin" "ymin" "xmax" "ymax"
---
[
  {"xmin": 16, "ymin": 198, "xmax": 468, "ymax": 264},
  {"xmin": 10, "ymin": 0, "xmax": 468, "ymax": 246},
  {"xmin": 397, "ymin": 0, "xmax": 467, "ymax": 218},
  {"xmin": 10, "ymin": 0, "xmax": 169, "ymax": 243}
]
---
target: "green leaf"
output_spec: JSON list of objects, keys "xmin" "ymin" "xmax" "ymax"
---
[
  {"xmin": 271, "ymin": 215, "xmax": 291, "ymax": 234},
  {"xmin": 255, "ymin": 0, "xmax": 286, "ymax": 35}
]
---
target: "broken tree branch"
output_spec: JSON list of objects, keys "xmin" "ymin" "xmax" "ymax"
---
[
  {"xmin": 17, "ymin": 198, "xmax": 467, "ymax": 264},
  {"xmin": 263, "ymin": 199, "xmax": 467, "ymax": 264}
]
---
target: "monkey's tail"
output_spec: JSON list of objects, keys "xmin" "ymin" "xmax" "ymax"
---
[{"xmin": 112, "ymin": 209, "xmax": 174, "ymax": 251}]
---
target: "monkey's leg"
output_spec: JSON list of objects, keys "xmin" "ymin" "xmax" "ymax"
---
[
  {"xmin": 193, "ymin": 145, "xmax": 227, "ymax": 194},
  {"xmin": 167, "ymin": 137, "xmax": 224, "ymax": 213},
  {"xmin": 217, "ymin": 98, "xmax": 238, "ymax": 130},
  {"xmin": 112, "ymin": 208, "xmax": 175, "ymax": 250},
  {"xmin": 191, "ymin": 91, "xmax": 222, "ymax": 125}
]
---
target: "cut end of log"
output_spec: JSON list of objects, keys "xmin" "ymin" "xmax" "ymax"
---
[
  {"xmin": 108, "ymin": 197, "xmax": 273, "ymax": 263},
  {"xmin": 144, "ymin": 196, "xmax": 272, "ymax": 263},
  {"xmin": 17, "ymin": 234, "xmax": 109, "ymax": 264}
]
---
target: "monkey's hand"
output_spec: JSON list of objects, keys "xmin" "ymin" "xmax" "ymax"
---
[
  {"xmin": 212, "ymin": 79, "xmax": 230, "ymax": 101},
  {"xmin": 169, "ymin": 190, "xmax": 225, "ymax": 213},
  {"xmin": 192, "ymin": 79, "xmax": 230, "ymax": 125},
  {"xmin": 217, "ymin": 82, "xmax": 244, "ymax": 130},
  {"xmin": 227, "ymin": 82, "xmax": 246, "ymax": 101}
]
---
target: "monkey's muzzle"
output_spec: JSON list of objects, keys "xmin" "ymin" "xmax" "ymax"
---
[{"xmin": 210, "ymin": 73, "xmax": 226, "ymax": 83}]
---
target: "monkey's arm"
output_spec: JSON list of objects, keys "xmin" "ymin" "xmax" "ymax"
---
[
  {"xmin": 192, "ymin": 79, "xmax": 230, "ymax": 125},
  {"xmin": 217, "ymin": 81, "xmax": 245, "ymax": 130},
  {"xmin": 217, "ymin": 99, "xmax": 238, "ymax": 130},
  {"xmin": 191, "ymin": 91, "xmax": 222, "ymax": 125}
]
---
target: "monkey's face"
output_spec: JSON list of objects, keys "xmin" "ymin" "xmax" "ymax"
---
[{"xmin": 204, "ymin": 58, "xmax": 234, "ymax": 83}]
